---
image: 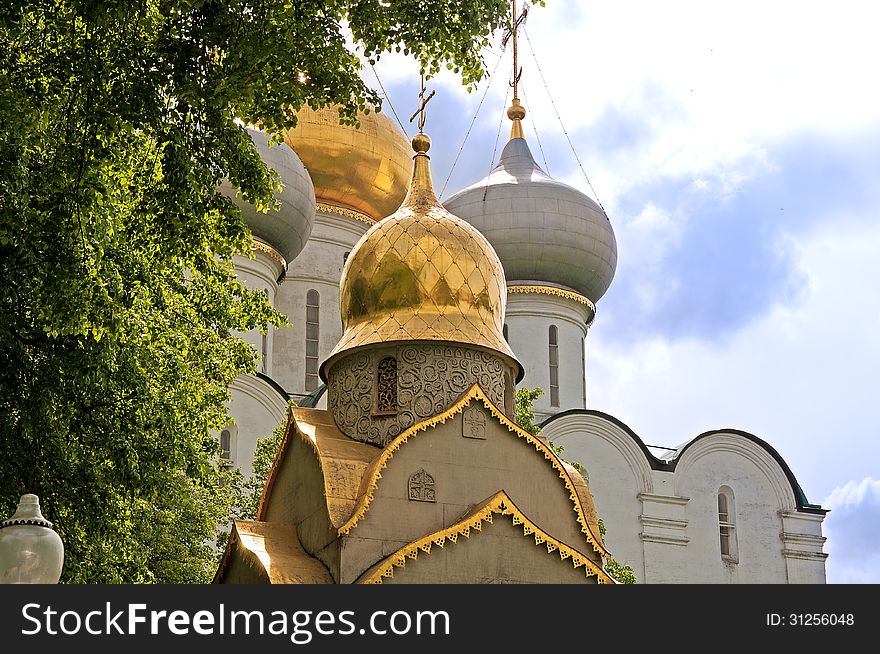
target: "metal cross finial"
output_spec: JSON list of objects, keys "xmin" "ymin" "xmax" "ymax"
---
[
  {"xmin": 501, "ymin": 0, "xmax": 529, "ymax": 97},
  {"xmin": 408, "ymin": 74, "xmax": 436, "ymax": 133}
]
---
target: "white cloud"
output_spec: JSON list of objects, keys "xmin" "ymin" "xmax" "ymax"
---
[
  {"xmin": 367, "ymin": 1, "xmax": 880, "ymax": 210},
  {"xmin": 587, "ymin": 213, "xmax": 880, "ymax": 505},
  {"xmin": 823, "ymin": 478, "xmax": 880, "ymax": 583}
]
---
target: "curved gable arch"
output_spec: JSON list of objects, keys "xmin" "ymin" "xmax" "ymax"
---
[
  {"xmin": 674, "ymin": 432, "xmax": 798, "ymax": 513},
  {"xmin": 541, "ymin": 410, "xmax": 655, "ymax": 496}
]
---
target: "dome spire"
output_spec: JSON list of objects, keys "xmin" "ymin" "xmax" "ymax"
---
[
  {"xmin": 404, "ymin": 74, "xmax": 440, "ymax": 210},
  {"xmin": 505, "ymin": 0, "xmax": 529, "ymax": 140}
]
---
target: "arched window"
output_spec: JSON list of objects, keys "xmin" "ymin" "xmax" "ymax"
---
[
  {"xmin": 549, "ymin": 325, "xmax": 559, "ymax": 407},
  {"xmin": 305, "ymin": 290, "xmax": 320, "ymax": 391},
  {"xmin": 718, "ymin": 486, "xmax": 738, "ymax": 562},
  {"xmin": 503, "ymin": 323, "xmax": 509, "ymax": 342},
  {"xmin": 220, "ymin": 429, "xmax": 232, "ymax": 462},
  {"xmin": 376, "ymin": 356, "xmax": 398, "ymax": 413}
]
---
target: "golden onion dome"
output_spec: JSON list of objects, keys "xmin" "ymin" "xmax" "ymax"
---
[
  {"xmin": 321, "ymin": 133, "xmax": 523, "ymax": 381},
  {"xmin": 283, "ymin": 105, "xmax": 412, "ymax": 223}
]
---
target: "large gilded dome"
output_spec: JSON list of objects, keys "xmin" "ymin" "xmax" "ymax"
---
[
  {"xmin": 444, "ymin": 105, "xmax": 617, "ymax": 304},
  {"xmin": 283, "ymin": 105, "xmax": 412, "ymax": 222},
  {"xmin": 321, "ymin": 134, "xmax": 522, "ymax": 381},
  {"xmin": 220, "ymin": 126, "xmax": 315, "ymax": 265}
]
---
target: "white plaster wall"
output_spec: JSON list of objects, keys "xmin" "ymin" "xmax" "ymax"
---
[
  {"xmin": 674, "ymin": 435, "xmax": 801, "ymax": 584},
  {"xmin": 226, "ymin": 375, "xmax": 289, "ymax": 478},
  {"xmin": 542, "ymin": 413, "xmax": 650, "ymax": 583},
  {"xmin": 545, "ymin": 417, "xmax": 828, "ymax": 584},
  {"xmin": 272, "ymin": 210, "xmax": 370, "ymax": 399},
  {"xmin": 505, "ymin": 292, "xmax": 591, "ymax": 421},
  {"xmin": 232, "ymin": 249, "xmax": 283, "ymax": 375}
]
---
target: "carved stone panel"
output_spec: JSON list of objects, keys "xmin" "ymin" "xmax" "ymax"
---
[
  {"xmin": 408, "ymin": 469, "xmax": 436, "ymax": 503},
  {"xmin": 328, "ymin": 344, "xmax": 510, "ymax": 446},
  {"xmin": 462, "ymin": 405, "xmax": 487, "ymax": 440}
]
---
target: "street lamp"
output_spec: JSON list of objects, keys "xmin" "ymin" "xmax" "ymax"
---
[{"xmin": 0, "ymin": 494, "xmax": 65, "ymax": 584}]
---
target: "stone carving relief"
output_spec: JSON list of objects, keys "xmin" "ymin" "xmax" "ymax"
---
[
  {"xmin": 462, "ymin": 405, "xmax": 487, "ymax": 440},
  {"xmin": 408, "ymin": 469, "xmax": 436, "ymax": 503},
  {"xmin": 328, "ymin": 344, "xmax": 508, "ymax": 446}
]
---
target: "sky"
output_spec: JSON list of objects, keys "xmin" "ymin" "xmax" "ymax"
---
[{"xmin": 363, "ymin": 0, "xmax": 880, "ymax": 583}]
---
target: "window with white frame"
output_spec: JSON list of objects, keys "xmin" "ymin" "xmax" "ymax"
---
[
  {"xmin": 549, "ymin": 325, "xmax": 559, "ymax": 407},
  {"xmin": 305, "ymin": 289, "xmax": 320, "ymax": 391},
  {"xmin": 718, "ymin": 486, "xmax": 738, "ymax": 562}
]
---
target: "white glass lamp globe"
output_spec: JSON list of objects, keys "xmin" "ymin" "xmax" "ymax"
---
[{"xmin": 0, "ymin": 494, "xmax": 65, "ymax": 584}]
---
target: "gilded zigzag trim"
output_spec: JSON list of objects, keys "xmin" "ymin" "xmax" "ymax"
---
[
  {"xmin": 507, "ymin": 284, "xmax": 596, "ymax": 312},
  {"xmin": 336, "ymin": 384, "xmax": 610, "ymax": 560},
  {"xmin": 316, "ymin": 201, "xmax": 376, "ymax": 225},
  {"xmin": 358, "ymin": 491, "xmax": 615, "ymax": 584}
]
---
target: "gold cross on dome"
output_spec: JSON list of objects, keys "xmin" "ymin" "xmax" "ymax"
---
[{"xmin": 408, "ymin": 74, "xmax": 436, "ymax": 133}]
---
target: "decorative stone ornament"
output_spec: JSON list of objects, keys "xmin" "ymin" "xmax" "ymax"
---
[
  {"xmin": 0, "ymin": 494, "xmax": 64, "ymax": 584},
  {"xmin": 408, "ymin": 469, "xmax": 436, "ymax": 503},
  {"xmin": 463, "ymin": 405, "xmax": 487, "ymax": 439}
]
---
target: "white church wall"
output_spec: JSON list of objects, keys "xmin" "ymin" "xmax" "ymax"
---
[
  {"xmin": 545, "ymin": 416, "xmax": 828, "ymax": 583},
  {"xmin": 232, "ymin": 250, "xmax": 283, "ymax": 375},
  {"xmin": 674, "ymin": 436, "xmax": 793, "ymax": 583},
  {"xmin": 273, "ymin": 211, "xmax": 369, "ymax": 399},
  {"xmin": 227, "ymin": 374, "xmax": 289, "ymax": 478},
  {"xmin": 505, "ymin": 292, "xmax": 590, "ymax": 421},
  {"xmin": 543, "ymin": 412, "xmax": 650, "ymax": 583}
]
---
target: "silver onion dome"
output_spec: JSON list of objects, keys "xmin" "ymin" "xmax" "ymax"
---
[
  {"xmin": 220, "ymin": 127, "xmax": 316, "ymax": 265},
  {"xmin": 443, "ymin": 130, "xmax": 617, "ymax": 304}
]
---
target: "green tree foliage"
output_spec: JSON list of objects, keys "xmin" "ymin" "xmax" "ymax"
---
[
  {"xmin": 514, "ymin": 387, "xmax": 544, "ymax": 436},
  {"xmin": 0, "ymin": 0, "xmax": 513, "ymax": 582}
]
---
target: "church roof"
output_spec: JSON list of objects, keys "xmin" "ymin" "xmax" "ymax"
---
[
  {"xmin": 259, "ymin": 407, "xmax": 377, "ymax": 528},
  {"xmin": 356, "ymin": 490, "xmax": 614, "ymax": 584},
  {"xmin": 321, "ymin": 133, "xmax": 523, "ymax": 382},
  {"xmin": 213, "ymin": 520, "xmax": 333, "ymax": 584},
  {"xmin": 283, "ymin": 104, "xmax": 412, "ymax": 223},
  {"xmin": 334, "ymin": 384, "xmax": 609, "ymax": 560},
  {"xmin": 541, "ymin": 409, "xmax": 827, "ymax": 514},
  {"xmin": 444, "ymin": 120, "xmax": 617, "ymax": 305}
]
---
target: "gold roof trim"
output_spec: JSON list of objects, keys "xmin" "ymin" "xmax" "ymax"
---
[
  {"xmin": 316, "ymin": 201, "xmax": 375, "ymax": 226},
  {"xmin": 251, "ymin": 239, "xmax": 288, "ymax": 272},
  {"xmin": 358, "ymin": 490, "xmax": 615, "ymax": 584},
  {"xmin": 214, "ymin": 520, "xmax": 333, "ymax": 584},
  {"xmin": 508, "ymin": 284, "xmax": 597, "ymax": 311},
  {"xmin": 337, "ymin": 384, "xmax": 611, "ymax": 560},
  {"xmin": 258, "ymin": 407, "xmax": 377, "ymax": 529}
]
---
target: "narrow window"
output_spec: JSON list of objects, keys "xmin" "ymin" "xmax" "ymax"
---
[
  {"xmin": 260, "ymin": 289, "xmax": 270, "ymax": 374},
  {"xmin": 718, "ymin": 487, "xmax": 738, "ymax": 562},
  {"xmin": 376, "ymin": 356, "xmax": 398, "ymax": 413},
  {"xmin": 343, "ymin": 251, "xmax": 350, "ymax": 263},
  {"xmin": 220, "ymin": 429, "xmax": 232, "ymax": 461},
  {"xmin": 549, "ymin": 325, "xmax": 559, "ymax": 407},
  {"xmin": 503, "ymin": 323, "xmax": 509, "ymax": 342},
  {"xmin": 305, "ymin": 290, "xmax": 320, "ymax": 391}
]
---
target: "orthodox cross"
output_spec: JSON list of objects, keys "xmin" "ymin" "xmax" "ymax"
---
[
  {"xmin": 408, "ymin": 74, "xmax": 436, "ymax": 133},
  {"xmin": 501, "ymin": 0, "xmax": 529, "ymax": 97}
]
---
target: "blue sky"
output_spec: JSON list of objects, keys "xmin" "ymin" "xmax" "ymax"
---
[{"xmin": 363, "ymin": 0, "xmax": 880, "ymax": 583}]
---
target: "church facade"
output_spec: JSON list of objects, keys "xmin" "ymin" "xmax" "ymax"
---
[{"xmin": 217, "ymin": 101, "xmax": 828, "ymax": 583}]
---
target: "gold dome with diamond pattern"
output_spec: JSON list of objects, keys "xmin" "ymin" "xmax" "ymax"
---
[
  {"xmin": 321, "ymin": 132, "xmax": 523, "ymax": 381},
  {"xmin": 283, "ymin": 105, "xmax": 412, "ymax": 223}
]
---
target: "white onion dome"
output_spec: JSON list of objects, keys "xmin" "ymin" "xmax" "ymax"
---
[
  {"xmin": 443, "ymin": 108, "xmax": 617, "ymax": 304},
  {"xmin": 221, "ymin": 127, "xmax": 315, "ymax": 265}
]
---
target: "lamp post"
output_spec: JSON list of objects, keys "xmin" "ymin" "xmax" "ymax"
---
[{"xmin": 0, "ymin": 494, "xmax": 65, "ymax": 584}]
